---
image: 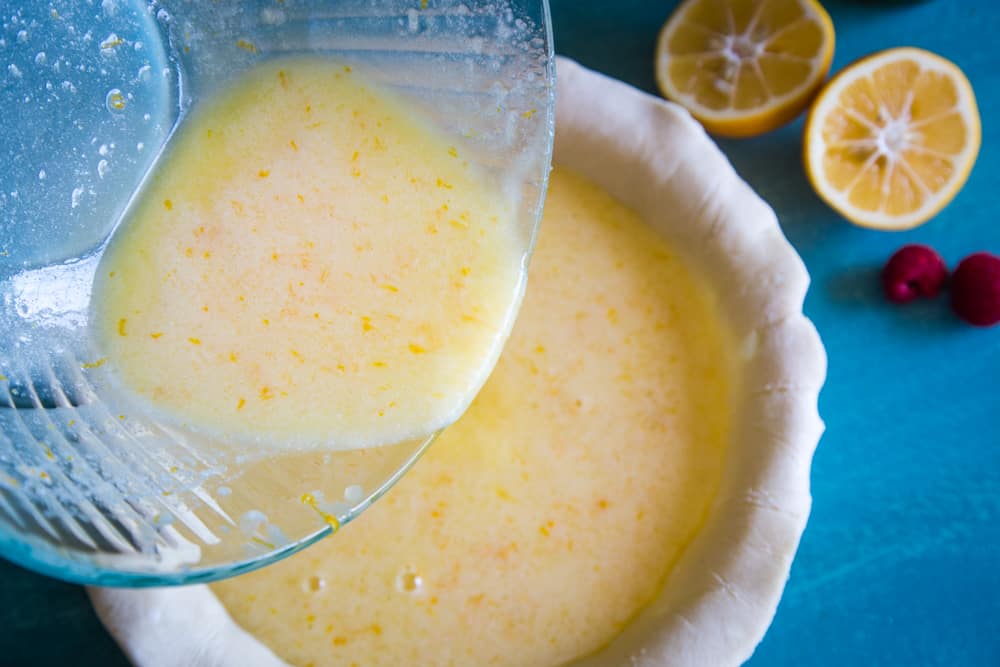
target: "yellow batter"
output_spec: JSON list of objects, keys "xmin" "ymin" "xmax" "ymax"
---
[
  {"xmin": 92, "ymin": 58, "xmax": 524, "ymax": 449},
  {"xmin": 211, "ymin": 168, "xmax": 736, "ymax": 667}
]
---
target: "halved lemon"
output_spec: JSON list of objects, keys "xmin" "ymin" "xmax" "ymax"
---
[
  {"xmin": 655, "ymin": 0, "xmax": 835, "ymax": 138},
  {"xmin": 804, "ymin": 47, "xmax": 981, "ymax": 230}
]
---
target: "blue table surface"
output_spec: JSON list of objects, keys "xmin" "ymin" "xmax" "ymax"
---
[{"xmin": 2, "ymin": 1, "xmax": 998, "ymax": 665}]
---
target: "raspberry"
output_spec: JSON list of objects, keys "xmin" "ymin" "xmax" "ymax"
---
[
  {"xmin": 950, "ymin": 252, "xmax": 1000, "ymax": 327},
  {"xmin": 881, "ymin": 244, "xmax": 948, "ymax": 304}
]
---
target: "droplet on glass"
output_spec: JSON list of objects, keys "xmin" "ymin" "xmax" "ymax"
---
[{"xmin": 106, "ymin": 88, "xmax": 126, "ymax": 112}]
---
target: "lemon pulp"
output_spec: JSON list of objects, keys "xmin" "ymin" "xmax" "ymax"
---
[
  {"xmin": 655, "ymin": 0, "xmax": 834, "ymax": 137},
  {"xmin": 805, "ymin": 47, "xmax": 980, "ymax": 229}
]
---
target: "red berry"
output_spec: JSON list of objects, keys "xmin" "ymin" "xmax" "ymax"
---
[
  {"xmin": 881, "ymin": 244, "xmax": 949, "ymax": 304},
  {"xmin": 950, "ymin": 252, "xmax": 1000, "ymax": 327}
]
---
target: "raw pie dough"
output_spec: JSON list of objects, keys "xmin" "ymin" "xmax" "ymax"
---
[{"xmin": 90, "ymin": 58, "xmax": 826, "ymax": 667}]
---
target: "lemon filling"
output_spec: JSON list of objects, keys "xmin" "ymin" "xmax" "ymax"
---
[
  {"xmin": 211, "ymin": 168, "xmax": 737, "ymax": 667},
  {"xmin": 92, "ymin": 57, "xmax": 525, "ymax": 450}
]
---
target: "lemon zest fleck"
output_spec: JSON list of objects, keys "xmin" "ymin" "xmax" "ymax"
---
[{"xmin": 301, "ymin": 493, "xmax": 341, "ymax": 531}]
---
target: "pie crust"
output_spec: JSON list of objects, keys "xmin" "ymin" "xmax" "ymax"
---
[{"xmin": 89, "ymin": 57, "xmax": 826, "ymax": 667}]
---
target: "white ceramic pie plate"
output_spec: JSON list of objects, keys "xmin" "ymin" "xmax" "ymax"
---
[{"xmin": 89, "ymin": 58, "xmax": 826, "ymax": 667}]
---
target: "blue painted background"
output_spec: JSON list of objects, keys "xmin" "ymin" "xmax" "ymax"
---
[{"xmin": 1, "ymin": 1, "xmax": 998, "ymax": 665}]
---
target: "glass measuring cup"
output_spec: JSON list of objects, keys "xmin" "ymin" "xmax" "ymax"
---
[{"xmin": 0, "ymin": 0, "xmax": 554, "ymax": 585}]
